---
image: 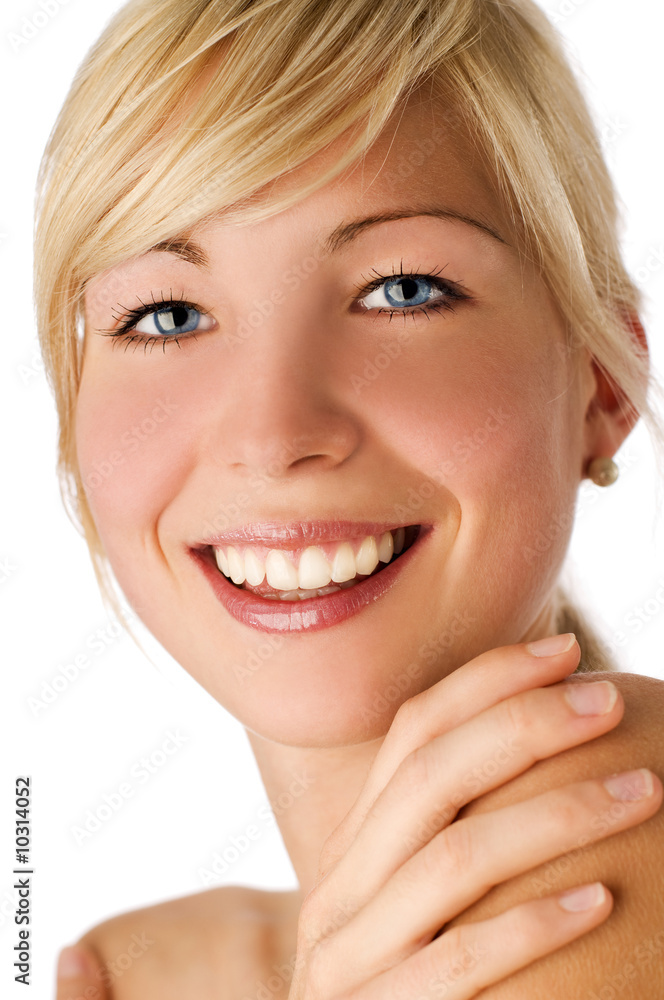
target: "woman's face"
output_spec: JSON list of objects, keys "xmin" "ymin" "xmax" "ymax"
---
[{"xmin": 78, "ymin": 94, "xmax": 597, "ymax": 746}]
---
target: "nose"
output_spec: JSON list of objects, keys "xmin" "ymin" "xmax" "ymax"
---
[{"xmin": 204, "ymin": 313, "xmax": 362, "ymax": 481}]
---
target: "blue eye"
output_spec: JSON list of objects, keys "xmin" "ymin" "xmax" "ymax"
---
[
  {"xmin": 135, "ymin": 304, "xmax": 210, "ymax": 336},
  {"xmin": 357, "ymin": 267, "xmax": 468, "ymax": 319},
  {"xmin": 361, "ymin": 275, "xmax": 443, "ymax": 311},
  {"xmin": 100, "ymin": 296, "xmax": 216, "ymax": 351}
]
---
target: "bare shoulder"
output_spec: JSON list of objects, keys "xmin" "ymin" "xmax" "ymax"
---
[
  {"xmin": 446, "ymin": 671, "xmax": 664, "ymax": 998},
  {"xmin": 76, "ymin": 884, "xmax": 300, "ymax": 1000}
]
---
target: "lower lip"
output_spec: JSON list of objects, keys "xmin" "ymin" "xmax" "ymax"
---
[{"xmin": 189, "ymin": 528, "xmax": 430, "ymax": 634}]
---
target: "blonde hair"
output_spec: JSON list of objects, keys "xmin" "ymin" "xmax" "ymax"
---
[{"xmin": 34, "ymin": 0, "xmax": 664, "ymax": 670}]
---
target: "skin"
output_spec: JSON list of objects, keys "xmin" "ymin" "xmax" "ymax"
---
[{"xmin": 59, "ymin": 91, "xmax": 664, "ymax": 996}]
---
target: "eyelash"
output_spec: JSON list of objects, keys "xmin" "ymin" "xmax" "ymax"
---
[
  {"xmin": 354, "ymin": 262, "xmax": 468, "ymax": 321},
  {"xmin": 98, "ymin": 289, "xmax": 205, "ymax": 354},
  {"xmin": 99, "ymin": 266, "xmax": 469, "ymax": 353}
]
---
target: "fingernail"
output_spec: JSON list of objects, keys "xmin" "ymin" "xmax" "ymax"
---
[
  {"xmin": 604, "ymin": 768, "xmax": 654, "ymax": 802},
  {"xmin": 57, "ymin": 945, "xmax": 92, "ymax": 979},
  {"xmin": 558, "ymin": 882, "xmax": 606, "ymax": 912},
  {"xmin": 526, "ymin": 633, "xmax": 576, "ymax": 657},
  {"xmin": 564, "ymin": 680, "xmax": 617, "ymax": 716}
]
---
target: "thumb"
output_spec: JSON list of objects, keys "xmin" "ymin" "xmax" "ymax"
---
[{"xmin": 55, "ymin": 943, "xmax": 106, "ymax": 1000}]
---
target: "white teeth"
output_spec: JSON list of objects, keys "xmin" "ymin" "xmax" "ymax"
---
[
  {"xmin": 298, "ymin": 546, "xmax": 332, "ymax": 589},
  {"xmin": 214, "ymin": 547, "xmax": 230, "ymax": 576},
  {"xmin": 355, "ymin": 535, "xmax": 379, "ymax": 575},
  {"xmin": 378, "ymin": 530, "xmax": 394, "ymax": 563},
  {"xmin": 213, "ymin": 526, "xmax": 415, "ymax": 596},
  {"xmin": 330, "ymin": 542, "xmax": 357, "ymax": 584},
  {"xmin": 227, "ymin": 547, "xmax": 246, "ymax": 584},
  {"xmin": 265, "ymin": 549, "xmax": 299, "ymax": 590},
  {"xmin": 243, "ymin": 549, "xmax": 266, "ymax": 587}
]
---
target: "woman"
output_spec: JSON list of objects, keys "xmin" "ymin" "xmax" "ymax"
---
[{"xmin": 42, "ymin": 0, "xmax": 664, "ymax": 995}]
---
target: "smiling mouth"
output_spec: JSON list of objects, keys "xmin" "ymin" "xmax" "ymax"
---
[{"xmin": 208, "ymin": 524, "xmax": 421, "ymax": 601}]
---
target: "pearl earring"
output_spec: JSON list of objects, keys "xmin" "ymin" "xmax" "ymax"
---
[{"xmin": 587, "ymin": 456, "xmax": 619, "ymax": 487}]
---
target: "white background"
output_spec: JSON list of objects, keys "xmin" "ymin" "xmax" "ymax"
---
[{"xmin": 1, "ymin": 0, "xmax": 663, "ymax": 996}]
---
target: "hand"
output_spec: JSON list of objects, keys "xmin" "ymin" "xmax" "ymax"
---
[
  {"xmin": 288, "ymin": 634, "xmax": 662, "ymax": 999},
  {"xmin": 55, "ymin": 943, "xmax": 109, "ymax": 1000}
]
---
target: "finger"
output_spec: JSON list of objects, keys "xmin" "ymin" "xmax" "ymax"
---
[
  {"xmin": 55, "ymin": 944, "xmax": 106, "ymax": 1000},
  {"xmin": 322, "ymin": 634, "xmax": 582, "ymax": 866},
  {"xmin": 341, "ymin": 883, "xmax": 613, "ymax": 1000},
  {"xmin": 323, "ymin": 767, "xmax": 661, "ymax": 989},
  {"xmin": 323, "ymin": 678, "xmax": 624, "ymax": 909}
]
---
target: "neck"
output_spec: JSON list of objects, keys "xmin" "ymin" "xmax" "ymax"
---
[
  {"xmin": 242, "ymin": 598, "xmax": 561, "ymax": 902},
  {"xmin": 245, "ymin": 726, "xmax": 384, "ymax": 900}
]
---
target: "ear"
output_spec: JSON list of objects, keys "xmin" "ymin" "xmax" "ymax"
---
[{"xmin": 582, "ymin": 312, "xmax": 648, "ymax": 475}]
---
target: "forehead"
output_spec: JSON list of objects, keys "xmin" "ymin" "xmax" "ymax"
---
[
  {"xmin": 86, "ymin": 83, "xmax": 519, "ymax": 291},
  {"xmin": 176, "ymin": 83, "xmax": 515, "ymax": 256},
  {"xmin": 224, "ymin": 86, "xmax": 514, "ymax": 248}
]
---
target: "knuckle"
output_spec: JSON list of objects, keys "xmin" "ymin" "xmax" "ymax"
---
[
  {"xmin": 305, "ymin": 937, "xmax": 336, "ymax": 1000},
  {"xmin": 317, "ymin": 832, "xmax": 343, "ymax": 874},
  {"xmin": 501, "ymin": 691, "xmax": 536, "ymax": 744},
  {"xmin": 399, "ymin": 743, "xmax": 439, "ymax": 798},
  {"xmin": 391, "ymin": 694, "xmax": 418, "ymax": 733},
  {"xmin": 403, "ymin": 924, "xmax": 480, "ymax": 998},
  {"xmin": 297, "ymin": 884, "xmax": 328, "ymax": 941},
  {"xmin": 503, "ymin": 902, "xmax": 539, "ymax": 954},
  {"xmin": 435, "ymin": 922, "xmax": 466, "ymax": 960},
  {"xmin": 297, "ymin": 883, "xmax": 360, "ymax": 952},
  {"xmin": 543, "ymin": 788, "xmax": 583, "ymax": 833},
  {"xmin": 430, "ymin": 819, "xmax": 476, "ymax": 880}
]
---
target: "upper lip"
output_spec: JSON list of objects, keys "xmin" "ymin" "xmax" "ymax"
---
[{"xmin": 196, "ymin": 520, "xmax": 425, "ymax": 548}]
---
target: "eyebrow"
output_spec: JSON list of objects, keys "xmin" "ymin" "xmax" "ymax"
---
[
  {"xmin": 321, "ymin": 207, "xmax": 509, "ymax": 254},
  {"xmin": 144, "ymin": 238, "xmax": 210, "ymax": 268},
  {"xmin": 143, "ymin": 206, "xmax": 509, "ymax": 267}
]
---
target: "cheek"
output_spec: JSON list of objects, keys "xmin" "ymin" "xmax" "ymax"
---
[
  {"xmin": 75, "ymin": 371, "xmax": 188, "ymax": 549},
  {"xmin": 359, "ymin": 313, "xmax": 580, "ymax": 628},
  {"xmin": 363, "ymin": 326, "xmax": 569, "ymax": 502}
]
